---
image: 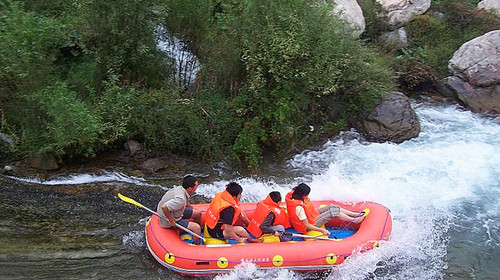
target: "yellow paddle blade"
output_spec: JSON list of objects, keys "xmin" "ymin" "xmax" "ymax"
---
[{"xmin": 118, "ymin": 193, "xmax": 144, "ymax": 208}]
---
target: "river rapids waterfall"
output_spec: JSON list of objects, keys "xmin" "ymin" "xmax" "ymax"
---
[{"xmin": 1, "ymin": 100, "xmax": 499, "ymax": 280}]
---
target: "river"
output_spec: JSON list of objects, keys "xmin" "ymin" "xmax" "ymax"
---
[{"xmin": 0, "ymin": 100, "xmax": 499, "ymax": 280}]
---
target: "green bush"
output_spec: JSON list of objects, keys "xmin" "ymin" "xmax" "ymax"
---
[
  {"xmin": 0, "ymin": 1, "xmax": 67, "ymax": 94},
  {"xmin": 130, "ymin": 89, "xmax": 239, "ymax": 161},
  {"xmin": 25, "ymin": 82, "xmax": 102, "ymax": 157},
  {"xmin": 160, "ymin": 0, "xmax": 395, "ymax": 168},
  {"xmin": 358, "ymin": 0, "xmax": 392, "ymax": 41},
  {"xmin": 93, "ymin": 73, "xmax": 136, "ymax": 147},
  {"xmin": 1, "ymin": 0, "xmax": 400, "ymax": 168}
]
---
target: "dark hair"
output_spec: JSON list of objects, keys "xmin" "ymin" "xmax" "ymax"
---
[
  {"xmin": 226, "ymin": 182, "xmax": 243, "ymax": 197},
  {"xmin": 269, "ymin": 191, "xmax": 282, "ymax": 203},
  {"xmin": 291, "ymin": 183, "xmax": 310, "ymax": 200},
  {"xmin": 182, "ymin": 175, "xmax": 198, "ymax": 189}
]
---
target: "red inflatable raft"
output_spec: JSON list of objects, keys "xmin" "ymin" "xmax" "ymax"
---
[{"xmin": 145, "ymin": 200, "xmax": 391, "ymax": 276}]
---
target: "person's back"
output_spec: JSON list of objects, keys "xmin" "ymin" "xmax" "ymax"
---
[
  {"xmin": 156, "ymin": 186, "xmax": 188, "ymax": 228},
  {"xmin": 156, "ymin": 175, "xmax": 202, "ymax": 241},
  {"xmin": 248, "ymin": 191, "xmax": 290, "ymax": 240},
  {"xmin": 204, "ymin": 182, "xmax": 261, "ymax": 243}
]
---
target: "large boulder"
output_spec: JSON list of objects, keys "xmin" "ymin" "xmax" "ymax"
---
[
  {"xmin": 29, "ymin": 153, "xmax": 59, "ymax": 170},
  {"xmin": 138, "ymin": 158, "xmax": 168, "ymax": 174},
  {"xmin": 375, "ymin": 0, "xmax": 431, "ymax": 26},
  {"xmin": 123, "ymin": 140, "xmax": 143, "ymax": 157},
  {"xmin": 439, "ymin": 30, "xmax": 500, "ymax": 114},
  {"xmin": 378, "ymin": 27, "xmax": 408, "ymax": 50},
  {"xmin": 350, "ymin": 91, "xmax": 420, "ymax": 143},
  {"xmin": 332, "ymin": 0, "xmax": 366, "ymax": 37},
  {"xmin": 477, "ymin": 0, "xmax": 500, "ymax": 17}
]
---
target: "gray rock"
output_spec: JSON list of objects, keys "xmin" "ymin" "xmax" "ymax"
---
[
  {"xmin": 123, "ymin": 140, "xmax": 142, "ymax": 157},
  {"xmin": 449, "ymin": 30, "xmax": 500, "ymax": 87},
  {"xmin": 331, "ymin": 0, "xmax": 366, "ymax": 37},
  {"xmin": 139, "ymin": 158, "xmax": 168, "ymax": 174},
  {"xmin": 350, "ymin": 91, "xmax": 420, "ymax": 143},
  {"xmin": 378, "ymin": 27, "xmax": 408, "ymax": 50},
  {"xmin": 477, "ymin": 0, "xmax": 500, "ymax": 17},
  {"xmin": 29, "ymin": 153, "xmax": 59, "ymax": 170},
  {"xmin": 442, "ymin": 30, "xmax": 500, "ymax": 113},
  {"xmin": 440, "ymin": 76, "xmax": 500, "ymax": 113},
  {"xmin": 0, "ymin": 133, "xmax": 14, "ymax": 147},
  {"xmin": 2, "ymin": 165, "xmax": 14, "ymax": 175},
  {"xmin": 376, "ymin": 0, "xmax": 431, "ymax": 26}
]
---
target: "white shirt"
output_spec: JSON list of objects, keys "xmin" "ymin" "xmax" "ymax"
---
[{"xmin": 296, "ymin": 205, "xmax": 307, "ymax": 221}]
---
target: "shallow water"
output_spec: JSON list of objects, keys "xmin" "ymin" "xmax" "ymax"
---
[{"xmin": 1, "ymin": 101, "xmax": 499, "ymax": 279}]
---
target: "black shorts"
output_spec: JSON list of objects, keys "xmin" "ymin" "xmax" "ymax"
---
[
  {"xmin": 176, "ymin": 206, "xmax": 194, "ymax": 228},
  {"xmin": 206, "ymin": 224, "xmax": 225, "ymax": 239}
]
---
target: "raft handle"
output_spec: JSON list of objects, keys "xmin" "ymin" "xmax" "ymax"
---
[{"xmin": 196, "ymin": 261, "xmax": 210, "ymax": 265}]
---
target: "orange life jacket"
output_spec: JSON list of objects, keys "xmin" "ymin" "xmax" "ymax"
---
[
  {"xmin": 204, "ymin": 190, "xmax": 242, "ymax": 230},
  {"xmin": 248, "ymin": 195, "xmax": 290, "ymax": 237},
  {"xmin": 285, "ymin": 190, "xmax": 319, "ymax": 234}
]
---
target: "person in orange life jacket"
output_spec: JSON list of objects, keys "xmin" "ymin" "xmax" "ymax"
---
[
  {"xmin": 156, "ymin": 175, "xmax": 202, "ymax": 239},
  {"xmin": 286, "ymin": 183, "xmax": 364, "ymax": 236},
  {"xmin": 248, "ymin": 191, "xmax": 292, "ymax": 241},
  {"xmin": 204, "ymin": 182, "xmax": 262, "ymax": 243}
]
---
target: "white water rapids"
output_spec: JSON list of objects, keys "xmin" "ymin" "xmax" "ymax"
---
[
  {"xmin": 206, "ymin": 102, "xmax": 500, "ymax": 280},
  {"xmin": 11, "ymin": 101, "xmax": 499, "ymax": 279}
]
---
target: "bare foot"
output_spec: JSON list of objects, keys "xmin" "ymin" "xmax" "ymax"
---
[{"xmin": 352, "ymin": 216, "xmax": 365, "ymax": 224}]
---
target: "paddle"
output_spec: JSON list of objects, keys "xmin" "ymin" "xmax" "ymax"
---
[
  {"xmin": 117, "ymin": 193, "xmax": 205, "ymax": 242},
  {"xmin": 280, "ymin": 231, "xmax": 337, "ymax": 241}
]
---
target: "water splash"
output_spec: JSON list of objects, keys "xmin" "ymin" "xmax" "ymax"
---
[
  {"xmin": 214, "ymin": 262, "xmax": 304, "ymax": 280},
  {"xmin": 6, "ymin": 171, "xmax": 152, "ymax": 186},
  {"xmin": 212, "ymin": 103, "xmax": 500, "ymax": 279}
]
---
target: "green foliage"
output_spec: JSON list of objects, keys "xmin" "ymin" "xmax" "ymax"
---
[
  {"xmin": 25, "ymin": 82, "xmax": 102, "ymax": 157},
  {"xmin": 406, "ymin": 1, "xmax": 500, "ymax": 77},
  {"xmin": 130, "ymin": 89, "xmax": 238, "ymax": 161},
  {"xmin": 73, "ymin": 0, "xmax": 170, "ymax": 88},
  {"xmin": 93, "ymin": 73, "xmax": 136, "ymax": 147},
  {"xmin": 1, "ymin": 0, "xmax": 399, "ymax": 169},
  {"xmin": 0, "ymin": 0, "xmax": 171, "ymax": 160},
  {"xmin": 0, "ymin": 1, "xmax": 68, "ymax": 93},
  {"xmin": 160, "ymin": 0, "xmax": 395, "ymax": 168},
  {"xmin": 358, "ymin": 0, "xmax": 391, "ymax": 41}
]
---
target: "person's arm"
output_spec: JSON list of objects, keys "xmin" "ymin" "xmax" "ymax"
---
[
  {"xmin": 161, "ymin": 204, "xmax": 176, "ymax": 226},
  {"xmin": 259, "ymin": 213, "xmax": 276, "ymax": 234},
  {"xmin": 240, "ymin": 211, "xmax": 251, "ymax": 226},
  {"xmin": 297, "ymin": 206, "xmax": 329, "ymax": 236},
  {"xmin": 221, "ymin": 207, "xmax": 247, "ymax": 242},
  {"xmin": 162, "ymin": 196, "xmax": 184, "ymax": 226},
  {"xmin": 302, "ymin": 220, "xmax": 330, "ymax": 236}
]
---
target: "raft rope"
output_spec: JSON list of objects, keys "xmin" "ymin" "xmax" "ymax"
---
[{"xmin": 329, "ymin": 208, "xmax": 366, "ymax": 238}]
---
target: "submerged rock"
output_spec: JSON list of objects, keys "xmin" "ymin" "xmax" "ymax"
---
[{"xmin": 350, "ymin": 91, "xmax": 420, "ymax": 143}]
